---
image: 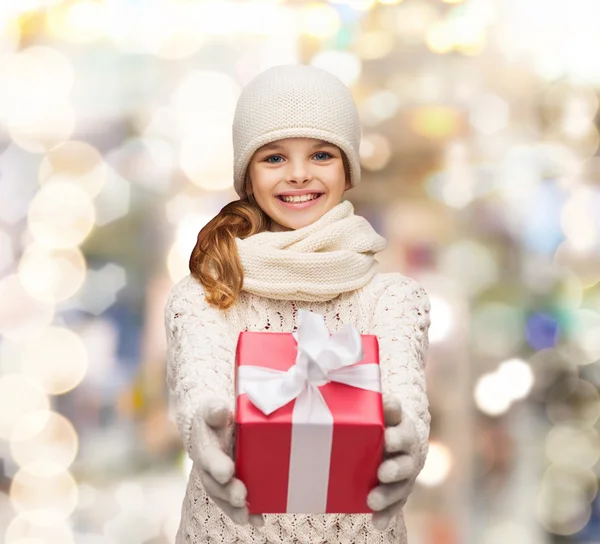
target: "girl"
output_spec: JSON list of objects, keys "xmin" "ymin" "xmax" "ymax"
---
[{"xmin": 164, "ymin": 64, "xmax": 431, "ymax": 544}]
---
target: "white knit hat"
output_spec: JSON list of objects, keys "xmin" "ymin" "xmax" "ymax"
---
[{"xmin": 232, "ymin": 64, "xmax": 362, "ymax": 198}]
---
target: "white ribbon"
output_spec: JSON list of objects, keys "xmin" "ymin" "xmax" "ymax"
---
[{"xmin": 237, "ymin": 309, "xmax": 381, "ymax": 513}]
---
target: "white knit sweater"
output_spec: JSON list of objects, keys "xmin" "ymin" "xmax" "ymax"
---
[{"xmin": 164, "ymin": 271, "xmax": 431, "ymax": 544}]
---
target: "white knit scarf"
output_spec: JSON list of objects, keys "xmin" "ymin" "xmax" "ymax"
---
[{"xmin": 235, "ymin": 200, "xmax": 387, "ymax": 302}]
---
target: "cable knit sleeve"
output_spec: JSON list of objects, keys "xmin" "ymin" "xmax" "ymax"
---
[
  {"xmin": 370, "ymin": 275, "xmax": 431, "ymax": 477},
  {"xmin": 164, "ymin": 276, "xmax": 236, "ymax": 457}
]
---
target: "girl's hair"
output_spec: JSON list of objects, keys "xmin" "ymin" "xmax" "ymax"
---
[{"xmin": 190, "ymin": 152, "xmax": 350, "ymax": 310}]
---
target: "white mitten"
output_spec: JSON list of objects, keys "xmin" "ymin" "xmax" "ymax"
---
[
  {"xmin": 368, "ymin": 394, "xmax": 420, "ymax": 530},
  {"xmin": 190, "ymin": 397, "xmax": 264, "ymax": 528}
]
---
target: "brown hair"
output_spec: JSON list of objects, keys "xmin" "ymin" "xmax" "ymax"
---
[{"xmin": 190, "ymin": 152, "xmax": 351, "ymax": 310}]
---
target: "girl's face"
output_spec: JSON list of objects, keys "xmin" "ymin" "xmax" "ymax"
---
[{"xmin": 247, "ymin": 137, "xmax": 351, "ymax": 232}]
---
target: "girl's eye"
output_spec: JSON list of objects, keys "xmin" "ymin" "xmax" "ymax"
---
[
  {"xmin": 265, "ymin": 155, "xmax": 284, "ymax": 164},
  {"xmin": 314, "ymin": 152, "xmax": 332, "ymax": 161}
]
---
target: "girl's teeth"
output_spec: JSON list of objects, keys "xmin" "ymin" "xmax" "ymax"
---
[{"xmin": 281, "ymin": 194, "xmax": 320, "ymax": 203}]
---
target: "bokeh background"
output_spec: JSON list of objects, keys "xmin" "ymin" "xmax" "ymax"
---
[{"xmin": 1, "ymin": 0, "xmax": 600, "ymax": 542}]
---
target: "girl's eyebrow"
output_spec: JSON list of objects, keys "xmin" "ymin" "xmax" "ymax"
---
[{"xmin": 259, "ymin": 140, "xmax": 336, "ymax": 152}]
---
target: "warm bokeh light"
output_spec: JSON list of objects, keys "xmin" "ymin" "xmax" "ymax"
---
[
  {"xmin": 546, "ymin": 424, "xmax": 600, "ymax": 469},
  {"xmin": 0, "ymin": 375, "xmax": 50, "ymax": 441},
  {"xmin": 310, "ymin": 51, "xmax": 362, "ymax": 87},
  {"xmin": 10, "ymin": 463, "xmax": 79, "ymax": 523},
  {"xmin": 418, "ymin": 441, "xmax": 452, "ymax": 487},
  {"xmin": 46, "ymin": 0, "xmax": 107, "ymax": 44},
  {"xmin": 19, "ymin": 326, "xmax": 88, "ymax": 395},
  {"xmin": 0, "ymin": 275, "xmax": 54, "ymax": 342},
  {"xmin": 27, "ymin": 182, "xmax": 96, "ymax": 249},
  {"xmin": 474, "ymin": 372, "xmax": 512, "ymax": 416},
  {"xmin": 10, "ymin": 411, "xmax": 79, "ymax": 475},
  {"xmin": 5, "ymin": 515, "xmax": 75, "ymax": 544},
  {"xmin": 18, "ymin": 244, "xmax": 87, "ymax": 304},
  {"xmin": 359, "ymin": 133, "xmax": 392, "ymax": 171},
  {"xmin": 39, "ymin": 140, "xmax": 107, "ymax": 198}
]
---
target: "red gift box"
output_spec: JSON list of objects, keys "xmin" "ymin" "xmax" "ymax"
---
[{"xmin": 234, "ymin": 313, "xmax": 384, "ymax": 514}]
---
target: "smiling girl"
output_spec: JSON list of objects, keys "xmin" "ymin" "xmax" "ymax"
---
[{"xmin": 165, "ymin": 64, "xmax": 431, "ymax": 544}]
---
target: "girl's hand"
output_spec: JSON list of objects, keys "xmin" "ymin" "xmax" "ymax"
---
[
  {"xmin": 190, "ymin": 397, "xmax": 264, "ymax": 528},
  {"xmin": 368, "ymin": 394, "xmax": 420, "ymax": 531}
]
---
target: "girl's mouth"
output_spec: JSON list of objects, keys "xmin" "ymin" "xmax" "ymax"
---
[{"xmin": 275, "ymin": 193, "xmax": 324, "ymax": 209}]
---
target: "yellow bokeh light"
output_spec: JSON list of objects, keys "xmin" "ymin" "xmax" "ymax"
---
[
  {"xmin": 39, "ymin": 140, "xmax": 108, "ymax": 198},
  {"xmin": 6, "ymin": 515, "xmax": 75, "ymax": 544},
  {"xmin": 46, "ymin": 0, "xmax": 107, "ymax": 44},
  {"xmin": 355, "ymin": 30, "xmax": 395, "ymax": 60},
  {"xmin": 10, "ymin": 411, "xmax": 79, "ymax": 474},
  {"xmin": 301, "ymin": 3, "xmax": 340, "ymax": 39},
  {"xmin": 408, "ymin": 105, "xmax": 463, "ymax": 139},
  {"xmin": 27, "ymin": 181, "xmax": 96, "ymax": 249},
  {"xmin": 425, "ymin": 21, "xmax": 454, "ymax": 54},
  {"xmin": 0, "ymin": 16, "xmax": 21, "ymax": 57},
  {"xmin": 0, "ymin": 374, "xmax": 50, "ymax": 441},
  {"xmin": 10, "ymin": 463, "xmax": 79, "ymax": 523},
  {"xmin": 167, "ymin": 243, "xmax": 189, "ymax": 284},
  {"xmin": 19, "ymin": 326, "xmax": 88, "ymax": 395},
  {"xmin": 0, "ymin": 275, "xmax": 54, "ymax": 342},
  {"xmin": 18, "ymin": 244, "xmax": 86, "ymax": 304}
]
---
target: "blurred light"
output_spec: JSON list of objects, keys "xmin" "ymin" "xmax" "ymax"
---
[
  {"xmin": 553, "ymin": 240, "xmax": 600, "ymax": 289},
  {"xmin": 525, "ymin": 312, "xmax": 560, "ymax": 351},
  {"xmin": 74, "ymin": 263, "xmax": 127, "ymax": 316},
  {"xmin": 359, "ymin": 133, "xmax": 392, "ymax": 171},
  {"xmin": 417, "ymin": 440, "xmax": 452, "ymax": 487},
  {"xmin": 428, "ymin": 294, "xmax": 453, "ymax": 344},
  {"xmin": 10, "ymin": 463, "xmax": 79, "ymax": 523},
  {"xmin": 483, "ymin": 521, "xmax": 530, "ymax": 544},
  {"xmin": 46, "ymin": 0, "xmax": 106, "ymax": 44},
  {"xmin": 301, "ymin": 3, "xmax": 340, "ymax": 38},
  {"xmin": 8, "ymin": 102, "xmax": 77, "ymax": 154},
  {"xmin": 39, "ymin": 141, "xmax": 107, "ymax": 198},
  {"xmin": 472, "ymin": 303, "xmax": 525, "ymax": 358},
  {"xmin": 310, "ymin": 51, "xmax": 362, "ymax": 86},
  {"xmin": 115, "ymin": 482, "xmax": 144, "ymax": 512},
  {"xmin": 165, "ymin": 192, "xmax": 198, "ymax": 225},
  {"xmin": 5, "ymin": 515, "xmax": 75, "ymax": 544},
  {"xmin": 569, "ymin": 309, "xmax": 600, "ymax": 364},
  {"xmin": 0, "ymin": 275, "xmax": 54, "ymax": 342},
  {"xmin": 105, "ymin": 137, "xmax": 175, "ymax": 193},
  {"xmin": 378, "ymin": 0, "xmax": 403, "ymax": 5},
  {"xmin": 139, "ymin": 2, "xmax": 205, "ymax": 60},
  {"xmin": 76, "ymin": 482, "xmax": 97, "ymax": 510},
  {"xmin": 18, "ymin": 244, "xmax": 86, "ymax": 304},
  {"xmin": 94, "ymin": 168, "xmax": 131, "ymax": 227},
  {"xmin": 546, "ymin": 379, "xmax": 600, "ymax": 426},
  {"xmin": 474, "ymin": 372, "xmax": 512, "ymax": 416},
  {"xmin": 425, "ymin": 21, "xmax": 454, "ymax": 54},
  {"xmin": 0, "ymin": 47, "xmax": 74, "ymax": 121},
  {"xmin": 0, "ymin": 228, "xmax": 15, "ymax": 273},
  {"xmin": 438, "ymin": 240, "xmax": 499, "ymax": 297},
  {"xmin": 362, "ymin": 90, "xmax": 400, "ymax": 125},
  {"xmin": 469, "ymin": 93, "xmax": 509, "ymax": 135},
  {"xmin": 546, "ymin": 425, "xmax": 600, "ymax": 469},
  {"xmin": 27, "ymin": 182, "xmax": 95, "ymax": 249},
  {"xmin": 180, "ymin": 131, "xmax": 234, "ymax": 192},
  {"xmin": 561, "ymin": 185, "xmax": 600, "ymax": 253},
  {"xmin": 355, "ymin": 30, "xmax": 394, "ymax": 60},
  {"xmin": 10, "ymin": 411, "xmax": 78, "ymax": 474},
  {"xmin": 175, "ymin": 213, "xmax": 213, "ymax": 257},
  {"xmin": 0, "ymin": 16, "xmax": 21, "ymax": 58},
  {"xmin": 167, "ymin": 244, "xmax": 189, "ymax": 284},
  {"xmin": 497, "ymin": 358, "xmax": 534, "ymax": 400},
  {"xmin": 20, "ymin": 326, "xmax": 88, "ymax": 395},
  {"xmin": 0, "ymin": 374, "xmax": 49, "ymax": 440},
  {"xmin": 536, "ymin": 465, "xmax": 596, "ymax": 536},
  {"xmin": 434, "ymin": 140, "xmax": 477, "ymax": 209},
  {"xmin": 408, "ymin": 106, "xmax": 462, "ymax": 139}
]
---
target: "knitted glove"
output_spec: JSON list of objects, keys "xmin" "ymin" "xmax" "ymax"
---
[
  {"xmin": 368, "ymin": 394, "xmax": 420, "ymax": 530},
  {"xmin": 190, "ymin": 397, "xmax": 264, "ymax": 528}
]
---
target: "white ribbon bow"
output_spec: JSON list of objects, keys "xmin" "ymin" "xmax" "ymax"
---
[
  {"xmin": 238, "ymin": 309, "xmax": 381, "ymax": 416},
  {"xmin": 236, "ymin": 309, "xmax": 381, "ymax": 513}
]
